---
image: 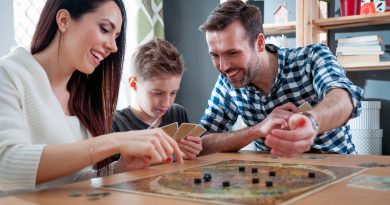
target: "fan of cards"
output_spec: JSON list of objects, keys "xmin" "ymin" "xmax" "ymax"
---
[{"xmin": 159, "ymin": 123, "xmax": 206, "ymax": 141}]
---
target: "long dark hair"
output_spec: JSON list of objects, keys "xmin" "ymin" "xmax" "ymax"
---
[{"xmin": 31, "ymin": 0, "xmax": 127, "ymax": 176}]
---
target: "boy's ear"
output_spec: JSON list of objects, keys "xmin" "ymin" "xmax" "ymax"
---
[
  {"xmin": 256, "ymin": 33, "xmax": 265, "ymax": 52},
  {"xmin": 128, "ymin": 76, "xmax": 137, "ymax": 90}
]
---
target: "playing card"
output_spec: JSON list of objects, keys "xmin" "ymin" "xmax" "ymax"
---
[
  {"xmin": 160, "ymin": 122, "xmax": 178, "ymax": 138},
  {"xmin": 172, "ymin": 123, "xmax": 197, "ymax": 141},
  {"xmin": 186, "ymin": 125, "xmax": 206, "ymax": 137}
]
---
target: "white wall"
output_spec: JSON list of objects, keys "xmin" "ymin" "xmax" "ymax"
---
[{"xmin": 0, "ymin": 0, "xmax": 15, "ymax": 56}]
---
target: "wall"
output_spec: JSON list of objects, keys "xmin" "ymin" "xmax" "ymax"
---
[
  {"xmin": 164, "ymin": 0, "xmax": 220, "ymax": 123},
  {"xmin": 0, "ymin": 0, "xmax": 15, "ymax": 56}
]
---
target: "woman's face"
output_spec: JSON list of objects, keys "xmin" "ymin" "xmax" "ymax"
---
[{"xmin": 61, "ymin": 1, "xmax": 122, "ymax": 74}]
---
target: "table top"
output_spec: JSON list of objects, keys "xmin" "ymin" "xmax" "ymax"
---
[{"xmin": 1, "ymin": 152, "xmax": 390, "ymax": 205}]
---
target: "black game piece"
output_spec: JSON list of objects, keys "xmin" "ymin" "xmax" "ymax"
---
[
  {"xmin": 265, "ymin": 181, "xmax": 273, "ymax": 187},
  {"xmin": 252, "ymin": 178, "xmax": 259, "ymax": 184},
  {"xmin": 251, "ymin": 168, "xmax": 258, "ymax": 173},
  {"xmin": 203, "ymin": 173, "xmax": 212, "ymax": 182},
  {"xmin": 194, "ymin": 178, "xmax": 202, "ymax": 184},
  {"xmin": 239, "ymin": 166, "xmax": 245, "ymax": 172},
  {"xmin": 269, "ymin": 171, "xmax": 276, "ymax": 177},
  {"xmin": 308, "ymin": 172, "xmax": 316, "ymax": 178},
  {"xmin": 222, "ymin": 181, "xmax": 230, "ymax": 187}
]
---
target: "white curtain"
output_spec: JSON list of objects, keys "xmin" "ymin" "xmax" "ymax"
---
[{"xmin": 117, "ymin": 0, "xmax": 165, "ymax": 109}]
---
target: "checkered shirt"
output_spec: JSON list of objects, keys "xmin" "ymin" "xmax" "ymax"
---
[{"xmin": 200, "ymin": 44, "xmax": 363, "ymax": 154}]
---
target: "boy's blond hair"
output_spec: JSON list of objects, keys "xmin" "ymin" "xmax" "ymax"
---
[{"xmin": 132, "ymin": 38, "xmax": 184, "ymax": 80}]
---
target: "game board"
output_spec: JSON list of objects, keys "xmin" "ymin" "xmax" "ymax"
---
[{"xmin": 104, "ymin": 160, "xmax": 364, "ymax": 205}]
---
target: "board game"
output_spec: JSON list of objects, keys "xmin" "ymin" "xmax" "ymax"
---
[{"xmin": 104, "ymin": 160, "xmax": 364, "ymax": 205}]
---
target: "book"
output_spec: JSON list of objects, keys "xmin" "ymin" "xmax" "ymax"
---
[
  {"xmin": 337, "ymin": 55, "xmax": 380, "ymax": 64},
  {"xmin": 336, "ymin": 45, "xmax": 382, "ymax": 53},
  {"xmin": 337, "ymin": 35, "xmax": 384, "ymax": 45},
  {"xmin": 336, "ymin": 50, "xmax": 384, "ymax": 56},
  {"xmin": 338, "ymin": 41, "xmax": 381, "ymax": 47}
]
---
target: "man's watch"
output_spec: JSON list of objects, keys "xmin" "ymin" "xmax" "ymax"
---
[{"xmin": 301, "ymin": 112, "xmax": 319, "ymax": 132}]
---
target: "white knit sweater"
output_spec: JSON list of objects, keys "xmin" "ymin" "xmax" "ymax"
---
[{"xmin": 0, "ymin": 48, "xmax": 110, "ymax": 194}]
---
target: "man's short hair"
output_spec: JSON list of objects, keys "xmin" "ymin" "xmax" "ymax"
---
[
  {"xmin": 132, "ymin": 38, "xmax": 184, "ymax": 80},
  {"xmin": 199, "ymin": 0, "xmax": 263, "ymax": 46}
]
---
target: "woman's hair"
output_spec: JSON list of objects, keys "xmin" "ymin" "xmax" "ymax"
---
[
  {"xmin": 31, "ymin": 0, "xmax": 127, "ymax": 176},
  {"xmin": 132, "ymin": 38, "xmax": 184, "ymax": 80}
]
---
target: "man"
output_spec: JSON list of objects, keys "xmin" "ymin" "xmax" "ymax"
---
[{"xmin": 198, "ymin": 0, "xmax": 363, "ymax": 157}]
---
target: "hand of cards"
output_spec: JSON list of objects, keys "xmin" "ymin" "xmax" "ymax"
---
[{"xmin": 159, "ymin": 123, "xmax": 206, "ymax": 141}]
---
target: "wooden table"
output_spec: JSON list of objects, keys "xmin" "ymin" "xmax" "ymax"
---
[{"xmin": 1, "ymin": 152, "xmax": 390, "ymax": 205}]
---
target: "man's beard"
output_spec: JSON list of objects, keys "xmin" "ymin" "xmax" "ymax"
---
[{"xmin": 230, "ymin": 60, "xmax": 259, "ymax": 89}]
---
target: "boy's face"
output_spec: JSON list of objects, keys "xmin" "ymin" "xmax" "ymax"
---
[{"xmin": 135, "ymin": 75, "xmax": 182, "ymax": 118}]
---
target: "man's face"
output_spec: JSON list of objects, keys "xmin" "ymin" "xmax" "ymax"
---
[{"xmin": 205, "ymin": 21, "xmax": 260, "ymax": 88}]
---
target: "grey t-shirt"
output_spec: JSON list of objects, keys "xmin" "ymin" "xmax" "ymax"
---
[
  {"xmin": 111, "ymin": 103, "xmax": 190, "ymax": 161},
  {"xmin": 112, "ymin": 103, "xmax": 190, "ymax": 132}
]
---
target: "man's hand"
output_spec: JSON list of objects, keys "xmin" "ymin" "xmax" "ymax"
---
[
  {"xmin": 265, "ymin": 113, "xmax": 318, "ymax": 157},
  {"xmin": 253, "ymin": 102, "xmax": 300, "ymax": 137}
]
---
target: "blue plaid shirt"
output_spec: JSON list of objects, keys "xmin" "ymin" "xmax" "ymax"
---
[{"xmin": 200, "ymin": 44, "xmax": 363, "ymax": 154}]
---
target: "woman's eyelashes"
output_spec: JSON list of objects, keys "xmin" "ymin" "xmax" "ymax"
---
[{"xmin": 99, "ymin": 24, "xmax": 109, "ymax": 33}]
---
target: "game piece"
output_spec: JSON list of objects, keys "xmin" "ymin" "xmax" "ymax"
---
[
  {"xmin": 308, "ymin": 172, "xmax": 316, "ymax": 178},
  {"xmin": 86, "ymin": 191, "xmax": 111, "ymax": 200},
  {"xmin": 160, "ymin": 122, "xmax": 178, "ymax": 138},
  {"xmin": 222, "ymin": 181, "xmax": 230, "ymax": 187},
  {"xmin": 239, "ymin": 166, "xmax": 245, "ymax": 172},
  {"xmin": 203, "ymin": 173, "xmax": 212, "ymax": 182},
  {"xmin": 172, "ymin": 123, "xmax": 197, "ymax": 140},
  {"xmin": 251, "ymin": 168, "xmax": 258, "ymax": 173},
  {"xmin": 194, "ymin": 178, "xmax": 202, "ymax": 184},
  {"xmin": 86, "ymin": 191, "xmax": 111, "ymax": 197},
  {"xmin": 252, "ymin": 178, "xmax": 259, "ymax": 184},
  {"xmin": 348, "ymin": 175, "xmax": 390, "ymax": 191},
  {"xmin": 269, "ymin": 171, "xmax": 276, "ymax": 177},
  {"xmin": 298, "ymin": 101, "xmax": 312, "ymax": 112},
  {"xmin": 265, "ymin": 181, "xmax": 273, "ymax": 187},
  {"xmin": 68, "ymin": 192, "xmax": 82, "ymax": 197}
]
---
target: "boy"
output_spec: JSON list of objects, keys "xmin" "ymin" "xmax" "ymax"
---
[{"xmin": 113, "ymin": 38, "xmax": 202, "ymax": 160}]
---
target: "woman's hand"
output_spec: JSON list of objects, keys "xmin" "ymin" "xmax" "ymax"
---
[{"xmin": 115, "ymin": 129, "xmax": 184, "ymax": 172}]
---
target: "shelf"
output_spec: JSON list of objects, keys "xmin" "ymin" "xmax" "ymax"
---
[
  {"xmin": 263, "ymin": 22, "xmax": 296, "ymax": 35},
  {"xmin": 313, "ymin": 12, "xmax": 390, "ymax": 31},
  {"xmin": 342, "ymin": 61, "xmax": 390, "ymax": 71}
]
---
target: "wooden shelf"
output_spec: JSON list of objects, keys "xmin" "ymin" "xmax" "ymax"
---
[
  {"xmin": 342, "ymin": 61, "xmax": 390, "ymax": 71},
  {"xmin": 313, "ymin": 12, "xmax": 390, "ymax": 31},
  {"xmin": 263, "ymin": 22, "xmax": 296, "ymax": 35}
]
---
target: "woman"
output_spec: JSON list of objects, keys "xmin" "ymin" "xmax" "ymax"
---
[{"xmin": 0, "ymin": 0, "xmax": 183, "ymax": 193}]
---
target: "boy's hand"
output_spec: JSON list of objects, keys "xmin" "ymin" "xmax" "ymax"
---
[{"xmin": 178, "ymin": 136, "xmax": 202, "ymax": 160}]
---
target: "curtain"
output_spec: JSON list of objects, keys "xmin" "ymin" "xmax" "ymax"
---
[
  {"xmin": 117, "ymin": 0, "xmax": 165, "ymax": 109},
  {"xmin": 135, "ymin": 0, "xmax": 164, "ymax": 44}
]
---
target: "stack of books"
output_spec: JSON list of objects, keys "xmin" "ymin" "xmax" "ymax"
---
[{"xmin": 336, "ymin": 35, "xmax": 384, "ymax": 65}]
